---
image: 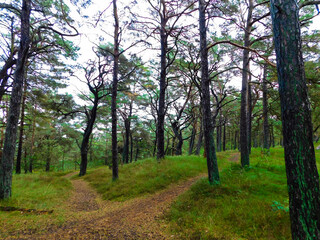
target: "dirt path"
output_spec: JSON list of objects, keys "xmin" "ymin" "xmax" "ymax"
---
[
  {"xmin": 23, "ymin": 173, "xmax": 205, "ymax": 240},
  {"xmin": 229, "ymin": 152, "xmax": 240, "ymax": 162}
]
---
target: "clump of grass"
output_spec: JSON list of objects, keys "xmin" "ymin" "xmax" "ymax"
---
[
  {"xmin": 0, "ymin": 172, "xmax": 72, "ymax": 237},
  {"xmin": 165, "ymin": 148, "xmax": 291, "ymax": 239}
]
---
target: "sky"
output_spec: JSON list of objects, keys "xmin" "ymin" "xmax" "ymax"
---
[{"xmin": 63, "ymin": 0, "xmax": 320, "ymax": 99}]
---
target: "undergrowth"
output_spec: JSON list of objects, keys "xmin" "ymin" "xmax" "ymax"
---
[
  {"xmin": 0, "ymin": 172, "xmax": 72, "ymax": 237},
  {"xmin": 165, "ymin": 148, "xmax": 293, "ymax": 240}
]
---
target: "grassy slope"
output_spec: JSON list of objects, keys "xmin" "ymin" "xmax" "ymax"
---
[
  {"xmin": 82, "ymin": 154, "xmax": 224, "ymax": 201},
  {"xmin": 165, "ymin": 148, "xmax": 320, "ymax": 240},
  {"xmin": 0, "ymin": 172, "xmax": 72, "ymax": 237}
]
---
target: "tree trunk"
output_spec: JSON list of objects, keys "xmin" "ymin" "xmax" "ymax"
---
[
  {"xmin": 29, "ymin": 104, "xmax": 36, "ymax": 173},
  {"xmin": 0, "ymin": 0, "xmax": 31, "ymax": 199},
  {"xmin": 122, "ymin": 118, "xmax": 130, "ymax": 164},
  {"xmin": 79, "ymin": 99, "xmax": 99, "ymax": 176},
  {"xmin": 45, "ymin": 139, "xmax": 51, "ymax": 172},
  {"xmin": 247, "ymin": 74, "xmax": 252, "ymax": 154},
  {"xmin": 188, "ymin": 122, "xmax": 196, "ymax": 155},
  {"xmin": 199, "ymin": 0, "xmax": 219, "ymax": 184},
  {"xmin": 216, "ymin": 117, "xmax": 221, "ymax": 152},
  {"xmin": 112, "ymin": 0, "xmax": 119, "ymax": 180},
  {"xmin": 156, "ymin": 0, "xmax": 168, "ymax": 160},
  {"xmin": 130, "ymin": 131, "xmax": 133, "ymax": 163},
  {"xmin": 223, "ymin": 121, "xmax": 226, "ymax": 151},
  {"xmin": 270, "ymin": 0, "xmax": 320, "ymax": 238},
  {"xmin": 195, "ymin": 119, "xmax": 203, "ymax": 155},
  {"xmin": 16, "ymin": 77, "xmax": 27, "ymax": 174},
  {"xmin": 240, "ymin": 0, "xmax": 253, "ymax": 167},
  {"xmin": 262, "ymin": 64, "xmax": 270, "ymax": 150},
  {"xmin": 105, "ymin": 132, "xmax": 108, "ymax": 165}
]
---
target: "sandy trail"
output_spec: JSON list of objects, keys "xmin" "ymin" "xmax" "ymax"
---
[{"xmin": 18, "ymin": 173, "xmax": 205, "ymax": 239}]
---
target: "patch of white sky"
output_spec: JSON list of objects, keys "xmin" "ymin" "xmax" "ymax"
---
[{"xmin": 62, "ymin": 0, "xmax": 320, "ymax": 101}]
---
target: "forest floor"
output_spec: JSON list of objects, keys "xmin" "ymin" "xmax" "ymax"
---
[{"xmin": 15, "ymin": 171, "xmax": 205, "ymax": 239}]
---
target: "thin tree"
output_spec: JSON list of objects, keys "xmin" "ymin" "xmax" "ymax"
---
[
  {"xmin": 199, "ymin": 0, "xmax": 219, "ymax": 184},
  {"xmin": 111, "ymin": 0, "xmax": 120, "ymax": 180},
  {"xmin": 270, "ymin": 0, "xmax": 320, "ymax": 238}
]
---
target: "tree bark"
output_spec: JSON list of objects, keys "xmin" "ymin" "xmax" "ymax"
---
[
  {"xmin": 199, "ymin": 0, "xmax": 219, "ymax": 184},
  {"xmin": 0, "ymin": 0, "xmax": 30, "ymax": 199},
  {"xmin": 270, "ymin": 0, "xmax": 320, "ymax": 238},
  {"xmin": 240, "ymin": 0, "xmax": 253, "ymax": 167},
  {"xmin": 188, "ymin": 122, "xmax": 197, "ymax": 155},
  {"xmin": 112, "ymin": 0, "xmax": 119, "ymax": 180},
  {"xmin": 156, "ymin": 0, "xmax": 168, "ymax": 160},
  {"xmin": 247, "ymin": 73, "xmax": 252, "ymax": 154},
  {"xmin": 79, "ymin": 100, "xmax": 99, "ymax": 176}
]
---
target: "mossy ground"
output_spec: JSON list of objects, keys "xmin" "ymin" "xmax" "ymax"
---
[{"xmin": 1, "ymin": 148, "xmax": 320, "ymax": 239}]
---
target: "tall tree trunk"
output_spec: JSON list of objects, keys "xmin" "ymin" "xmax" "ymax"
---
[
  {"xmin": 122, "ymin": 118, "xmax": 130, "ymax": 164},
  {"xmin": 262, "ymin": 64, "xmax": 270, "ymax": 150},
  {"xmin": 223, "ymin": 121, "xmax": 226, "ymax": 151},
  {"xmin": 105, "ymin": 132, "xmax": 108, "ymax": 165},
  {"xmin": 130, "ymin": 131, "xmax": 133, "ymax": 163},
  {"xmin": 195, "ymin": 118, "xmax": 203, "ymax": 155},
  {"xmin": 45, "ymin": 138, "xmax": 51, "ymax": 172},
  {"xmin": 240, "ymin": 0, "xmax": 253, "ymax": 167},
  {"xmin": 156, "ymin": 0, "xmax": 168, "ymax": 160},
  {"xmin": 270, "ymin": 0, "xmax": 320, "ymax": 238},
  {"xmin": 0, "ymin": 0, "xmax": 30, "ymax": 199},
  {"xmin": 247, "ymin": 74, "xmax": 252, "ymax": 154},
  {"xmin": 79, "ymin": 99, "xmax": 99, "ymax": 176},
  {"xmin": 112, "ymin": 0, "xmax": 119, "ymax": 180},
  {"xmin": 216, "ymin": 117, "xmax": 221, "ymax": 152},
  {"xmin": 29, "ymin": 104, "xmax": 36, "ymax": 173},
  {"xmin": 16, "ymin": 77, "xmax": 27, "ymax": 174},
  {"xmin": 23, "ymin": 147, "xmax": 27, "ymax": 174},
  {"xmin": 188, "ymin": 122, "xmax": 197, "ymax": 155},
  {"xmin": 199, "ymin": 0, "xmax": 219, "ymax": 184}
]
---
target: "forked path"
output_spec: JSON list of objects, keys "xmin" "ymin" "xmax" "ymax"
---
[{"xmin": 32, "ymin": 173, "xmax": 205, "ymax": 239}]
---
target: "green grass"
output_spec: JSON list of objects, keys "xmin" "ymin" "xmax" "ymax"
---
[
  {"xmin": 0, "ymin": 172, "xmax": 72, "ymax": 237},
  {"xmin": 83, "ymin": 154, "xmax": 231, "ymax": 201},
  {"xmin": 165, "ymin": 148, "xmax": 292, "ymax": 240}
]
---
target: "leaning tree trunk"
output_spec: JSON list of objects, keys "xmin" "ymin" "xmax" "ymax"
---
[
  {"xmin": 0, "ymin": 0, "xmax": 31, "ymax": 199},
  {"xmin": 79, "ymin": 100, "xmax": 98, "ymax": 176},
  {"xmin": 262, "ymin": 63, "xmax": 270, "ymax": 150},
  {"xmin": 111, "ymin": 0, "xmax": 119, "ymax": 180},
  {"xmin": 240, "ymin": 0, "xmax": 253, "ymax": 167},
  {"xmin": 270, "ymin": 0, "xmax": 320, "ymax": 238},
  {"xmin": 199, "ymin": 0, "xmax": 219, "ymax": 184},
  {"xmin": 16, "ymin": 77, "xmax": 27, "ymax": 174}
]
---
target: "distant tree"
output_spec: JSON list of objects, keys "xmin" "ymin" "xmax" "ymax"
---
[{"xmin": 270, "ymin": 0, "xmax": 320, "ymax": 238}]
